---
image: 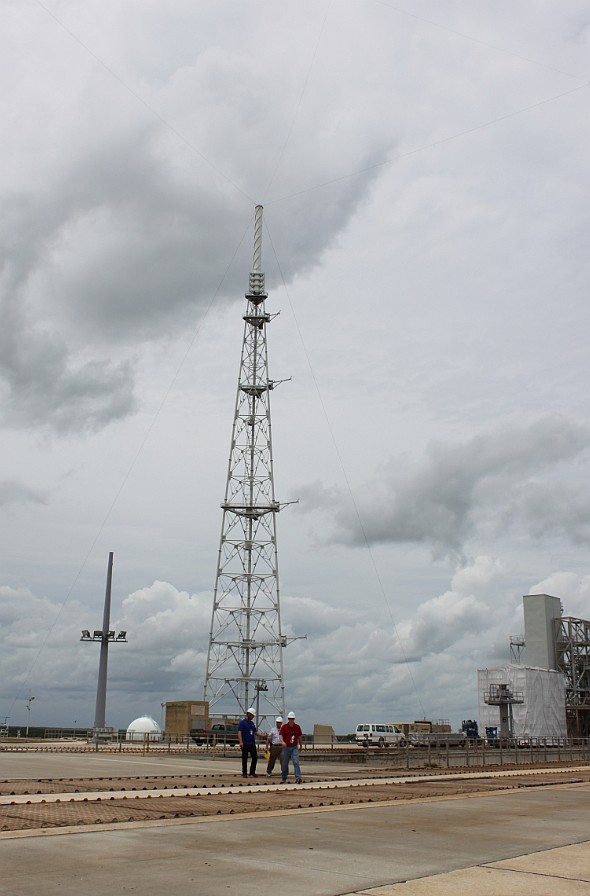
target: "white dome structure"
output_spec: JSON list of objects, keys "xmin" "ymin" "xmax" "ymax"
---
[{"xmin": 126, "ymin": 715, "xmax": 162, "ymax": 742}]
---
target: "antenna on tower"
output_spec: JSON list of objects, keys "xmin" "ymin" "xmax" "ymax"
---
[
  {"xmin": 248, "ymin": 204, "xmax": 265, "ymax": 298},
  {"xmin": 203, "ymin": 205, "xmax": 287, "ymax": 726}
]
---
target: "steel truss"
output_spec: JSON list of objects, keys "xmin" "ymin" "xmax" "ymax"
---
[
  {"xmin": 555, "ymin": 615, "xmax": 590, "ymax": 737},
  {"xmin": 204, "ymin": 206, "xmax": 285, "ymax": 726}
]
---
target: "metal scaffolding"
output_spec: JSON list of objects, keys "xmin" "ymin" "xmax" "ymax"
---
[
  {"xmin": 509, "ymin": 635, "xmax": 525, "ymax": 664},
  {"xmin": 203, "ymin": 205, "xmax": 286, "ymax": 726},
  {"xmin": 554, "ymin": 615, "xmax": 590, "ymax": 737},
  {"xmin": 483, "ymin": 682, "xmax": 524, "ymax": 739}
]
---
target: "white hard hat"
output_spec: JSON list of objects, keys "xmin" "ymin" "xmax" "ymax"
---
[
  {"xmin": 247, "ymin": 707, "xmax": 256, "ymax": 715},
  {"xmin": 276, "ymin": 716, "xmax": 283, "ymax": 723},
  {"xmin": 287, "ymin": 711, "xmax": 296, "ymax": 719}
]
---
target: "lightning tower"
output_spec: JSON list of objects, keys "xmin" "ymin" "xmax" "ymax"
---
[{"xmin": 204, "ymin": 205, "xmax": 285, "ymax": 725}]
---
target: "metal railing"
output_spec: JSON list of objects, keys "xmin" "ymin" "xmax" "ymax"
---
[{"xmin": 0, "ymin": 732, "xmax": 588, "ymax": 768}]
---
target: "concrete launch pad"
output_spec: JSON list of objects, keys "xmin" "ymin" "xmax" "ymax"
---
[{"xmin": 0, "ymin": 753, "xmax": 588, "ymax": 895}]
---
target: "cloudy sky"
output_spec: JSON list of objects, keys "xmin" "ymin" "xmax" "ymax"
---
[{"xmin": 1, "ymin": 0, "xmax": 590, "ymax": 735}]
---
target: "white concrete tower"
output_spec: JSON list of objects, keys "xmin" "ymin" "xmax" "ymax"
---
[
  {"xmin": 523, "ymin": 593, "xmax": 562, "ymax": 670},
  {"xmin": 203, "ymin": 205, "xmax": 285, "ymax": 725}
]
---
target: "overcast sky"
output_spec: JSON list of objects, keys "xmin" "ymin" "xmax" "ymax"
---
[{"xmin": 1, "ymin": 1, "xmax": 590, "ymax": 735}]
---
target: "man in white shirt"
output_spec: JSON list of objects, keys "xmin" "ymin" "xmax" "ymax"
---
[{"xmin": 265, "ymin": 716, "xmax": 283, "ymax": 777}]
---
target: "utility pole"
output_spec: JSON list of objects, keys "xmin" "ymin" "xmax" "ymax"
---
[{"xmin": 204, "ymin": 205, "xmax": 288, "ymax": 728}]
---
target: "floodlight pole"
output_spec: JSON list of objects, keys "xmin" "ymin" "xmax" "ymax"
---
[
  {"xmin": 80, "ymin": 552, "xmax": 128, "ymax": 739},
  {"xmin": 94, "ymin": 552, "xmax": 114, "ymax": 729}
]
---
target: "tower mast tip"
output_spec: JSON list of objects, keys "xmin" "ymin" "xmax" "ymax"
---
[{"xmin": 250, "ymin": 205, "xmax": 265, "ymax": 295}]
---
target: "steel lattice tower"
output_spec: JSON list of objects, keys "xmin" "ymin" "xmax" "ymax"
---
[{"xmin": 204, "ymin": 205, "xmax": 285, "ymax": 725}]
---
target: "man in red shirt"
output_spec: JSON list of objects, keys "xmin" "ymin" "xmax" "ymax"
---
[{"xmin": 280, "ymin": 711, "xmax": 303, "ymax": 783}]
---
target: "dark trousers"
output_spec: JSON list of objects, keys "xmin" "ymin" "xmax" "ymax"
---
[{"xmin": 241, "ymin": 743, "xmax": 257, "ymax": 776}]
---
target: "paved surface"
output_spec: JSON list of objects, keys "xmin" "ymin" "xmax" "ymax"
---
[
  {"xmin": 358, "ymin": 843, "xmax": 590, "ymax": 894},
  {"xmin": 0, "ymin": 753, "xmax": 588, "ymax": 895}
]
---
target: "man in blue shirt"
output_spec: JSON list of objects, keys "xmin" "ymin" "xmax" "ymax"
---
[{"xmin": 238, "ymin": 707, "xmax": 258, "ymax": 778}]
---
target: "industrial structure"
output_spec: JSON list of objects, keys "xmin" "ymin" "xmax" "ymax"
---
[
  {"xmin": 523, "ymin": 593, "xmax": 590, "ymax": 737},
  {"xmin": 126, "ymin": 715, "xmax": 162, "ymax": 742},
  {"xmin": 555, "ymin": 614, "xmax": 590, "ymax": 737},
  {"xmin": 479, "ymin": 592, "xmax": 590, "ymax": 739},
  {"xmin": 478, "ymin": 663, "xmax": 566, "ymax": 741},
  {"xmin": 163, "ymin": 700, "xmax": 209, "ymax": 739},
  {"xmin": 203, "ymin": 206, "xmax": 287, "ymax": 727},
  {"xmin": 482, "ymin": 682, "xmax": 524, "ymax": 739}
]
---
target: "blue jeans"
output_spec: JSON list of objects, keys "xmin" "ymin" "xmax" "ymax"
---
[{"xmin": 281, "ymin": 745, "xmax": 301, "ymax": 780}]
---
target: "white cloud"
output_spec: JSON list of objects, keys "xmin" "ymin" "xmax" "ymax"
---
[
  {"xmin": 0, "ymin": 551, "xmax": 583, "ymax": 732},
  {"xmin": 527, "ymin": 571, "xmax": 590, "ymax": 620},
  {"xmin": 299, "ymin": 418, "xmax": 590, "ymax": 558},
  {"xmin": 0, "ymin": 479, "xmax": 47, "ymax": 508},
  {"xmin": 1, "ymin": 1, "xmax": 590, "ymax": 735},
  {"xmin": 0, "ymin": 1, "xmax": 392, "ymax": 434}
]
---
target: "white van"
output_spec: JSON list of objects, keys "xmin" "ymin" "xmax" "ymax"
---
[{"xmin": 355, "ymin": 723, "xmax": 405, "ymax": 747}]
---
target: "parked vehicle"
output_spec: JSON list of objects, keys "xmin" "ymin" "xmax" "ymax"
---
[
  {"xmin": 461, "ymin": 719, "xmax": 479, "ymax": 740},
  {"xmin": 210, "ymin": 723, "xmax": 240, "ymax": 744},
  {"xmin": 485, "ymin": 726, "xmax": 499, "ymax": 746},
  {"xmin": 355, "ymin": 723, "xmax": 405, "ymax": 747},
  {"xmin": 191, "ymin": 726, "xmax": 209, "ymax": 745}
]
